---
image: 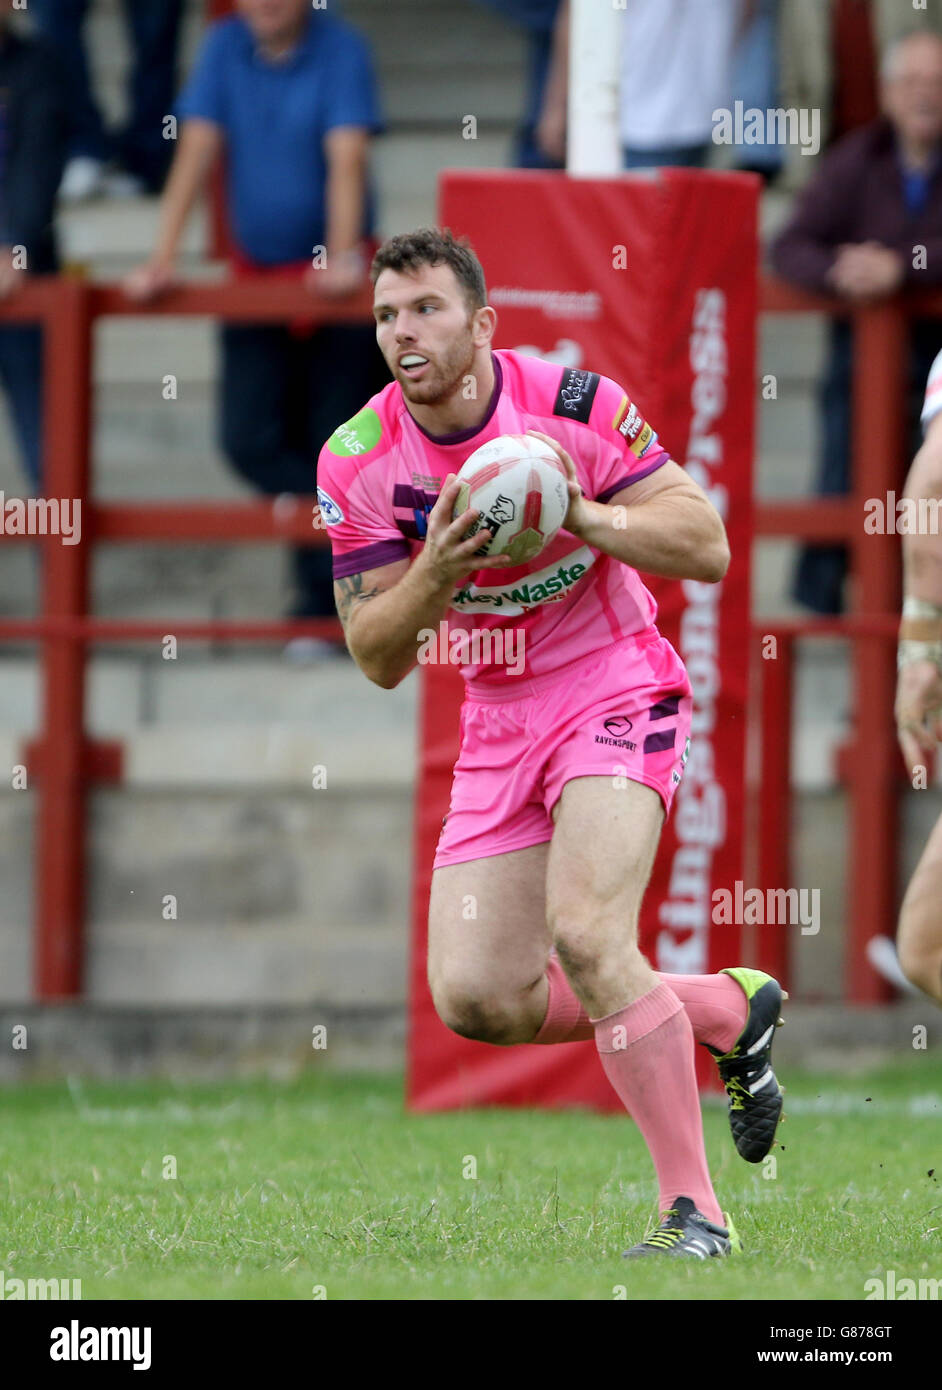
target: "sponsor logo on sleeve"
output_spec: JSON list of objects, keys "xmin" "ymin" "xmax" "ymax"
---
[
  {"xmin": 615, "ymin": 396, "xmax": 658, "ymax": 458},
  {"xmin": 326, "ymin": 406, "xmax": 382, "ymax": 457},
  {"xmin": 553, "ymin": 368, "xmax": 599, "ymax": 424},
  {"xmin": 316, "ymin": 487, "xmax": 345, "ymax": 525}
]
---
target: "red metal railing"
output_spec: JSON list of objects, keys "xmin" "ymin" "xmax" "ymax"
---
[
  {"xmin": 0, "ymin": 274, "xmax": 930, "ymax": 1001},
  {"xmin": 753, "ymin": 280, "xmax": 942, "ymax": 1002},
  {"xmin": 0, "ymin": 278, "xmax": 370, "ymax": 998}
]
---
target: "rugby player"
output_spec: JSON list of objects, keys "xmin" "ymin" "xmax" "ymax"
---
[
  {"xmin": 894, "ymin": 350, "xmax": 942, "ymax": 1005},
  {"xmin": 317, "ymin": 228, "xmax": 786, "ymax": 1257}
]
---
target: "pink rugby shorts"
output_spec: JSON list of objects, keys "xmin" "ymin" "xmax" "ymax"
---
[{"xmin": 433, "ymin": 627, "xmax": 693, "ymax": 869}]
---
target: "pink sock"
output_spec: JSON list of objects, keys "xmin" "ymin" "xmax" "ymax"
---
[
  {"xmin": 533, "ymin": 959, "xmax": 746, "ymax": 1052},
  {"xmin": 658, "ymin": 972, "xmax": 747, "ymax": 1053},
  {"xmin": 532, "ymin": 955, "xmax": 596, "ymax": 1042},
  {"xmin": 594, "ymin": 983, "xmax": 723, "ymax": 1225}
]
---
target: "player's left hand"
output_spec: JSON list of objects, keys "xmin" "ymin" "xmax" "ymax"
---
[
  {"xmin": 895, "ymin": 658, "xmax": 942, "ymax": 775},
  {"xmin": 526, "ymin": 430, "xmax": 591, "ymax": 537}
]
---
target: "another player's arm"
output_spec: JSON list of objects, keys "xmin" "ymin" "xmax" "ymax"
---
[
  {"xmin": 529, "ymin": 432, "xmax": 729, "ymax": 583},
  {"xmin": 895, "ymin": 413, "xmax": 942, "ymax": 770},
  {"xmin": 334, "ymin": 475, "xmax": 513, "ymax": 690}
]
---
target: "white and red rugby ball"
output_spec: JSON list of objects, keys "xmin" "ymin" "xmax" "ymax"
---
[{"xmin": 453, "ymin": 433, "xmax": 569, "ymax": 565}]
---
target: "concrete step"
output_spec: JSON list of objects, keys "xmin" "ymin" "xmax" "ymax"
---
[{"xmin": 0, "ymin": 653, "xmax": 419, "ymax": 739}]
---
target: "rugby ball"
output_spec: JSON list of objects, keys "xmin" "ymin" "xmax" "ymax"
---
[{"xmin": 453, "ymin": 433, "xmax": 570, "ymax": 565}]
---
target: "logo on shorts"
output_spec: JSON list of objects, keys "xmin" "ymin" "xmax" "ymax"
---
[{"xmin": 595, "ymin": 715, "xmax": 636, "ymax": 751}]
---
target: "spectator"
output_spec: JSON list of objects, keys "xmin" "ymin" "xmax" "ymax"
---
[
  {"xmin": 526, "ymin": 0, "xmax": 760, "ymax": 172},
  {"xmin": 771, "ymin": 32, "xmax": 942, "ymax": 614},
  {"xmin": 731, "ymin": 0, "xmax": 784, "ymax": 184},
  {"xmin": 470, "ymin": 0, "xmax": 564, "ymax": 168},
  {"xmin": 618, "ymin": 0, "xmax": 741, "ymax": 170},
  {"xmin": 0, "ymin": 15, "xmax": 67, "ymax": 492},
  {"xmin": 781, "ymin": 0, "xmax": 942, "ymax": 159},
  {"xmin": 124, "ymin": 0, "xmax": 385, "ymax": 653},
  {"xmin": 30, "ymin": 0, "xmax": 183, "ymax": 200}
]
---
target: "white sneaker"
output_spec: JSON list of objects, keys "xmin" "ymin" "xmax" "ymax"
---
[
  {"xmin": 59, "ymin": 156, "xmax": 107, "ymax": 203},
  {"xmin": 865, "ymin": 936, "xmax": 920, "ymax": 995}
]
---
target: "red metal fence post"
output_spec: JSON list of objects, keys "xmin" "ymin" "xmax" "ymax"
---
[
  {"xmin": 847, "ymin": 305, "xmax": 906, "ymax": 1002},
  {"xmin": 755, "ymin": 628, "xmax": 793, "ymax": 987},
  {"xmin": 34, "ymin": 280, "xmax": 93, "ymax": 999}
]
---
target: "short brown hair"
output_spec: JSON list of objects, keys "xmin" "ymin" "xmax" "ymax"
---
[{"xmin": 371, "ymin": 228, "xmax": 487, "ymax": 315}]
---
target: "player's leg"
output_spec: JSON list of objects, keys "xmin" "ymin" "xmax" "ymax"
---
[
  {"xmin": 546, "ymin": 775, "xmax": 730, "ymax": 1242},
  {"xmin": 898, "ymin": 810, "xmax": 942, "ymax": 1003},
  {"xmin": 427, "ymin": 844, "xmax": 553, "ymax": 1045}
]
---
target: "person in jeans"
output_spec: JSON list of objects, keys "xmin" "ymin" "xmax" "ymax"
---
[
  {"xmin": 0, "ymin": 17, "xmax": 67, "ymax": 491},
  {"xmin": 124, "ymin": 0, "xmax": 386, "ymax": 647},
  {"xmin": 30, "ymin": 0, "xmax": 183, "ymax": 199},
  {"xmin": 771, "ymin": 32, "xmax": 942, "ymax": 613}
]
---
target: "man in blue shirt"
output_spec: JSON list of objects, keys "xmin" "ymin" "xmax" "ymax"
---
[{"xmin": 125, "ymin": 0, "xmax": 385, "ymax": 642}]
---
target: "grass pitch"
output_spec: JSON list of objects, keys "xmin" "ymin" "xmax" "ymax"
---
[{"xmin": 2, "ymin": 1062, "xmax": 941, "ymax": 1300}]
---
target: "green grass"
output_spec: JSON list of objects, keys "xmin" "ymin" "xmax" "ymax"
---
[{"xmin": 2, "ymin": 1063, "xmax": 941, "ymax": 1300}]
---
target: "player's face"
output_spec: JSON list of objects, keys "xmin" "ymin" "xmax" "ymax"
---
[{"xmin": 373, "ymin": 264, "xmax": 479, "ymax": 407}]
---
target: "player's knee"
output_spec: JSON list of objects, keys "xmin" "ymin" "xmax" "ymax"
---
[
  {"xmin": 549, "ymin": 919, "xmax": 606, "ymax": 983},
  {"xmin": 550, "ymin": 913, "xmax": 645, "ymax": 987},
  {"xmin": 431, "ymin": 983, "xmax": 520, "ymax": 1045}
]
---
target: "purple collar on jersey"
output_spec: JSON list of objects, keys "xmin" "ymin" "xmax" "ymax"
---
[{"xmin": 408, "ymin": 354, "xmax": 503, "ymax": 446}]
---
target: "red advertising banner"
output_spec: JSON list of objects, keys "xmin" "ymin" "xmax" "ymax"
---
[{"xmin": 408, "ymin": 170, "xmax": 757, "ymax": 1110}]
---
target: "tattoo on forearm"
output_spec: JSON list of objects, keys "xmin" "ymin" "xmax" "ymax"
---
[{"xmin": 335, "ymin": 573, "xmax": 381, "ymax": 627}]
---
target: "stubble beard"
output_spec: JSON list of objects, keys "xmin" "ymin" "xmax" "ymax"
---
[{"xmin": 394, "ymin": 330, "xmax": 476, "ymax": 407}]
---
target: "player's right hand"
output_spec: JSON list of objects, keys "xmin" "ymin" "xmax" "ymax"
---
[
  {"xmin": 896, "ymin": 658, "xmax": 942, "ymax": 774},
  {"xmin": 122, "ymin": 260, "xmax": 177, "ymax": 303},
  {"xmin": 419, "ymin": 473, "xmax": 515, "ymax": 586}
]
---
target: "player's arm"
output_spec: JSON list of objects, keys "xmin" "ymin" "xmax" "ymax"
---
[
  {"xmin": 895, "ymin": 412, "xmax": 942, "ymax": 770},
  {"xmin": 529, "ymin": 432, "xmax": 729, "ymax": 582},
  {"xmin": 335, "ymin": 475, "xmax": 513, "ymax": 689}
]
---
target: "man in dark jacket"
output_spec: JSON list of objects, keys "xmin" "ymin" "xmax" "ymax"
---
[
  {"xmin": 771, "ymin": 31, "xmax": 942, "ymax": 613},
  {"xmin": 0, "ymin": 18, "xmax": 67, "ymax": 490}
]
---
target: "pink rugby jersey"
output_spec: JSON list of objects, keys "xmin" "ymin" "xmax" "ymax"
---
[{"xmin": 316, "ymin": 349, "xmax": 672, "ymax": 688}]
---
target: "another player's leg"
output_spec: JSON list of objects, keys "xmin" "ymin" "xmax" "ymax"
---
[
  {"xmin": 897, "ymin": 810, "xmax": 942, "ymax": 1004},
  {"xmin": 546, "ymin": 775, "xmax": 738, "ymax": 1258},
  {"xmin": 428, "ymin": 844, "xmax": 554, "ymax": 1045}
]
